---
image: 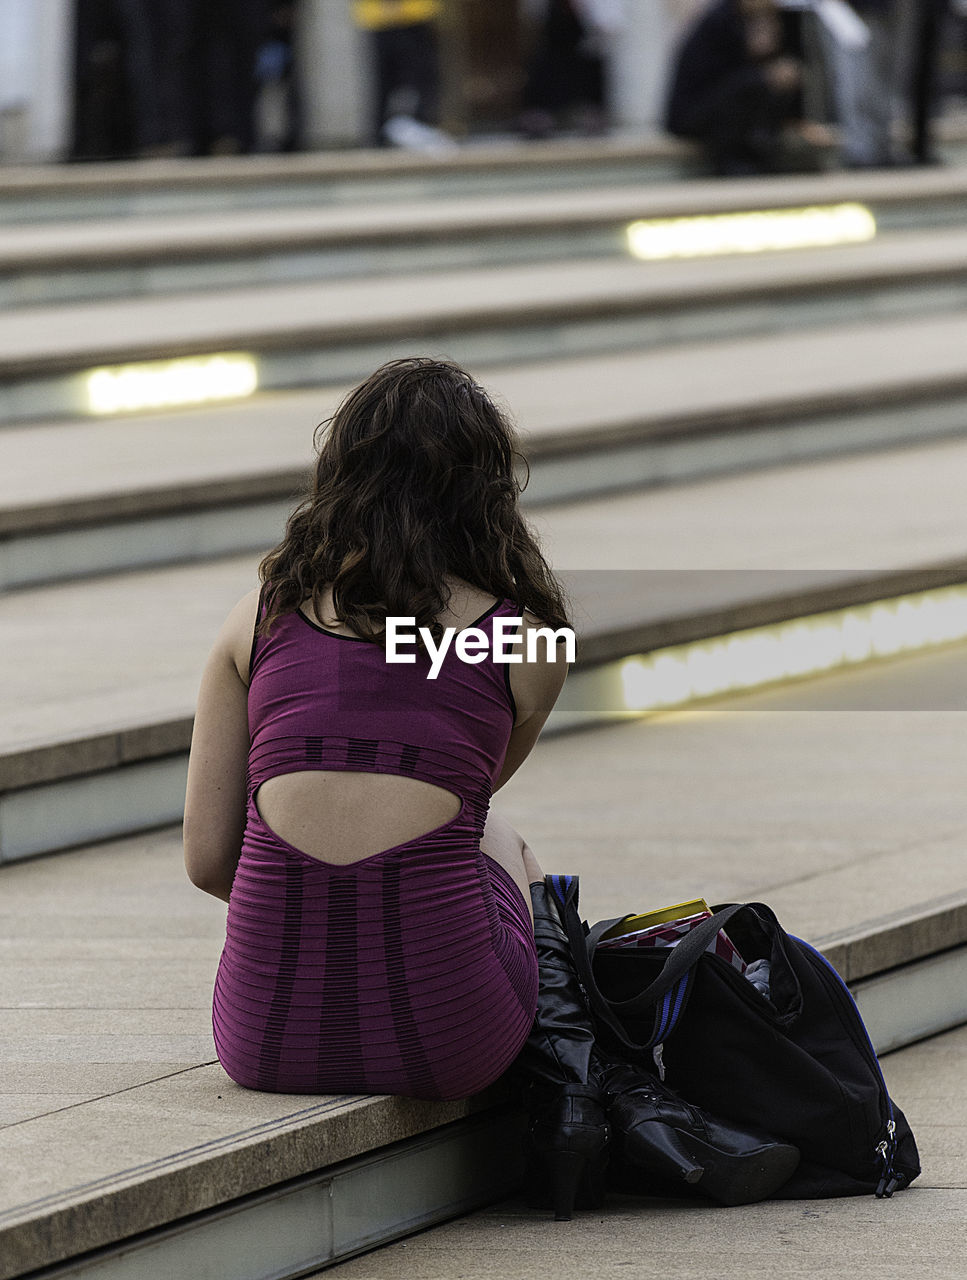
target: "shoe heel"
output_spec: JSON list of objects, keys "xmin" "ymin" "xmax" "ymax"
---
[
  {"xmin": 691, "ymin": 1138, "xmax": 801, "ymax": 1206},
  {"xmin": 548, "ymin": 1148, "xmax": 589, "ymax": 1221},
  {"xmin": 626, "ymin": 1122, "xmax": 705, "ymax": 1185}
]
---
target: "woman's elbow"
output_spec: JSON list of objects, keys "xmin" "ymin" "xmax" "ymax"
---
[
  {"xmin": 184, "ymin": 856, "xmax": 223, "ymax": 899},
  {"xmin": 185, "ymin": 865, "xmax": 234, "ymax": 904},
  {"xmin": 183, "ymin": 829, "xmax": 236, "ymax": 902}
]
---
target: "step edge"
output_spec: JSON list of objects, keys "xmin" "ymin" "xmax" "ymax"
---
[
  {"xmin": 7, "ymin": 373, "xmax": 967, "ymax": 534},
  {"xmin": 4, "ymin": 559, "xmax": 967, "ymax": 791},
  {"xmin": 0, "ymin": 1088, "xmax": 511, "ymax": 1279}
]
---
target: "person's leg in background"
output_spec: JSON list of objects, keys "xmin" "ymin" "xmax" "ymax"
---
[
  {"xmin": 203, "ymin": 0, "xmax": 266, "ymax": 153},
  {"xmin": 154, "ymin": 0, "xmax": 195, "ymax": 155},
  {"xmin": 399, "ymin": 20, "xmax": 442, "ymax": 126},
  {"xmin": 375, "ymin": 19, "xmax": 455, "ymax": 150},
  {"xmin": 910, "ymin": 0, "xmax": 950, "ymax": 162},
  {"xmin": 254, "ymin": 2, "xmax": 300, "ymax": 151},
  {"xmin": 820, "ymin": 4, "xmax": 883, "ymax": 167},
  {"xmin": 370, "ymin": 25, "xmax": 399, "ymax": 142},
  {"xmin": 111, "ymin": 0, "xmax": 164, "ymax": 153},
  {"xmin": 863, "ymin": 0, "xmax": 920, "ymax": 164},
  {"xmin": 520, "ymin": 0, "xmax": 584, "ymax": 136},
  {"xmin": 72, "ymin": 0, "xmax": 132, "ymax": 158}
]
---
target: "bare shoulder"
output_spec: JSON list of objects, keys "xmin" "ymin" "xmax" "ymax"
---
[
  {"xmin": 508, "ymin": 607, "xmax": 572, "ymax": 725},
  {"xmin": 213, "ymin": 586, "xmax": 262, "ymax": 685},
  {"xmin": 518, "ymin": 607, "xmax": 571, "ymax": 635},
  {"xmin": 517, "ymin": 607, "xmax": 573, "ymax": 651}
]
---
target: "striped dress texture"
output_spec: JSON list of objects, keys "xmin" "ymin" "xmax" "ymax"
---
[{"xmin": 212, "ymin": 598, "xmax": 539, "ymax": 1100}]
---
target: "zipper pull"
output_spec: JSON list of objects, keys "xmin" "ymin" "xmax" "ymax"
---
[
  {"xmin": 874, "ymin": 1122, "xmax": 899, "ymax": 1198},
  {"xmin": 874, "ymin": 1144, "xmax": 893, "ymax": 1198},
  {"xmin": 653, "ymin": 1041, "xmax": 666, "ymax": 1082}
]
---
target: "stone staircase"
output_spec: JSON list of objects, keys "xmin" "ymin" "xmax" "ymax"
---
[{"xmin": 3, "ymin": 143, "xmax": 967, "ymax": 1278}]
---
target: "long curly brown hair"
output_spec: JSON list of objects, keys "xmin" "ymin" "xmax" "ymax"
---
[{"xmin": 258, "ymin": 357, "xmax": 570, "ymax": 644}]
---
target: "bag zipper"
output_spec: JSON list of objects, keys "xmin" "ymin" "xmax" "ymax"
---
[
  {"xmin": 874, "ymin": 1120, "xmax": 899, "ymax": 1198},
  {"xmin": 793, "ymin": 936, "xmax": 900, "ymax": 1197}
]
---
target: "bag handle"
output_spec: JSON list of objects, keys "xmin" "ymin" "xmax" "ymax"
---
[
  {"xmin": 547, "ymin": 875, "xmax": 750, "ymax": 1056},
  {"xmin": 588, "ymin": 903, "xmax": 749, "ymax": 1014}
]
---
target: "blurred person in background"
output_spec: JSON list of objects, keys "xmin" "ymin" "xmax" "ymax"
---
[
  {"xmin": 254, "ymin": 2, "xmax": 301, "ymax": 152},
  {"xmin": 159, "ymin": 0, "xmax": 270, "ymax": 156},
  {"xmin": 73, "ymin": 0, "xmax": 162, "ymax": 158},
  {"xmin": 665, "ymin": 0, "xmax": 827, "ymax": 175},
  {"xmin": 518, "ymin": 0, "xmax": 623, "ymax": 139},
  {"xmin": 908, "ymin": 0, "xmax": 951, "ymax": 162},
  {"xmin": 832, "ymin": 0, "xmax": 950, "ymax": 166},
  {"xmin": 352, "ymin": 0, "xmax": 455, "ymax": 151},
  {"xmin": 73, "ymin": 0, "xmax": 269, "ymax": 159}
]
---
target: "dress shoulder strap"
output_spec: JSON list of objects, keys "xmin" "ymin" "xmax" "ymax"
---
[{"xmin": 247, "ymin": 583, "xmax": 271, "ymax": 682}]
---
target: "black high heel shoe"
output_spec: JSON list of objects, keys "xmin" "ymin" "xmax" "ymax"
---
[
  {"xmin": 594, "ymin": 1059, "xmax": 801, "ymax": 1206},
  {"xmin": 514, "ymin": 881, "xmax": 610, "ymax": 1220},
  {"xmin": 523, "ymin": 1082, "xmax": 610, "ymax": 1220}
]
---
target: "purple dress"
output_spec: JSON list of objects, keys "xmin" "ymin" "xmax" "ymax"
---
[{"xmin": 212, "ymin": 597, "xmax": 538, "ymax": 1100}]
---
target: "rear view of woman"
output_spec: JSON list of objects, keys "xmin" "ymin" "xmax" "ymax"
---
[
  {"xmin": 183, "ymin": 357, "xmax": 569, "ymax": 1100},
  {"xmin": 184, "ymin": 356, "xmax": 801, "ymax": 1219}
]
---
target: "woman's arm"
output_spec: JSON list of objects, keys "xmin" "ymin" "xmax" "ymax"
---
[
  {"xmin": 183, "ymin": 590, "xmax": 260, "ymax": 902},
  {"xmin": 493, "ymin": 615, "xmax": 570, "ymax": 792}
]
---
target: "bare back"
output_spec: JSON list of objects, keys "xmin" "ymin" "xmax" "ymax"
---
[{"xmin": 232, "ymin": 579, "xmax": 561, "ymax": 866}]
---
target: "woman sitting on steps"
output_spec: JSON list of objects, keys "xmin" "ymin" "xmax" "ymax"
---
[{"xmin": 184, "ymin": 356, "xmax": 799, "ymax": 1219}]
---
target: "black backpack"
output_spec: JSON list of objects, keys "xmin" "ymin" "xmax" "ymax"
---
[{"xmin": 548, "ymin": 876, "xmax": 920, "ymax": 1199}]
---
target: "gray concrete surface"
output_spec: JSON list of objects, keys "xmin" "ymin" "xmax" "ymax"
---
[
  {"xmin": 7, "ymin": 237, "xmax": 967, "ymax": 380},
  {"xmin": 8, "ymin": 303, "xmax": 967, "ymax": 534},
  {"xmin": 0, "ymin": 136, "xmax": 686, "ymax": 199},
  {"xmin": 3, "ymin": 138, "xmax": 967, "ymax": 1274},
  {"xmin": 321, "ymin": 1026, "xmax": 967, "ymax": 1280},
  {"xmin": 530, "ymin": 432, "xmax": 967, "ymax": 574},
  {"xmin": 3, "ymin": 648, "xmax": 966, "ymax": 1248},
  {"xmin": 6, "ymin": 432, "xmax": 967, "ymax": 762},
  {"xmin": 5, "ymin": 211, "xmax": 967, "ymax": 318},
  {"xmin": 0, "ymin": 166, "xmax": 960, "ymax": 267},
  {"xmin": 497, "ymin": 652, "xmax": 967, "ymax": 932},
  {"xmin": 0, "ymin": 148, "xmax": 965, "ymax": 215},
  {"xmin": 0, "ymin": 823, "xmax": 503, "ymax": 1272}
]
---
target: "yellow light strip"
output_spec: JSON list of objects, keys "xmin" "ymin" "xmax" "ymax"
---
[
  {"xmin": 86, "ymin": 353, "xmax": 259, "ymax": 415},
  {"xmin": 614, "ymin": 584, "xmax": 967, "ymax": 717},
  {"xmin": 626, "ymin": 202, "xmax": 876, "ymax": 261}
]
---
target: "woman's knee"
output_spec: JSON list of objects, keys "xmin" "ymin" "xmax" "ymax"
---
[
  {"xmin": 481, "ymin": 808, "xmax": 525, "ymax": 857},
  {"xmin": 482, "ymin": 810, "xmax": 543, "ymax": 886}
]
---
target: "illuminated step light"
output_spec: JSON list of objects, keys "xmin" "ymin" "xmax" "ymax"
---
[
  {"xmin": 616, "ymin": 584, "xmax": 967, "ymax": 716},
  {"xmin": 626, "ymin": 202, "xmax": 876, "ymax": 260},
  {"xmin": 86, "ymin": 353, "xmax": 258, "ymax": 415}
]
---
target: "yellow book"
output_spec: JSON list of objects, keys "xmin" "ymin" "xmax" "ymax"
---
[
  {"xmin": 353, "ymin": 0, "xmax": 441, "ymax": 31},
  {"xmin": 600, "ymin": 899, "xmax": 710, "ymax": 942}
]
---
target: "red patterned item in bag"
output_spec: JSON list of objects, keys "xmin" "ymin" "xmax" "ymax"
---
[{"xmin": 596, "ymin": 909, "xmax": 747, "ymax": 973}]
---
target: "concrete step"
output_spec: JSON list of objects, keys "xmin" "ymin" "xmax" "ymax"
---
[
  {"xmin": 0, "ymin": 137, "xmax": 694, "ymax": 227},
  {"xmin": 3, "ymin": 121, "xmax": 967, "ymax": 228},
  {"xmin": 7, "ymin": 304, "xmax": 967, "ymax": 587},
  {"xmin": 8, "ymin": 223, "xmax": 967, "ymax": 426},
  {"xmin": 5, "ymin": 432, "xmax": 967, "ymax": 863},
  {"xmin": 9, "ymin": 215, "xmax": 967, "ymax": 430},
  {"xmin": 321, "ymin": 1026, "xmax": 967, "ymax": 1280},
  {"xmin": 5, "ymin": 166, "xmax": 967, "ymax": 307},
  {"xmin": 6, "ymin": 558, "xmax": 967, "ymax": 864},
  {"xmin": 3, "ymin": 676, "xmax": 966, "ymax": 1278}
]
